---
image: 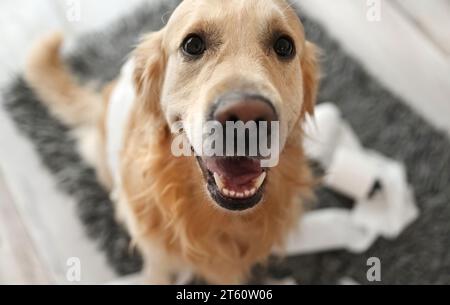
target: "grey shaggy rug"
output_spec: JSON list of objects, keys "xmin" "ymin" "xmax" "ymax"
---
[{"xmin": 3, "ymin": 0, "xmax": 450, "ymax": 284}]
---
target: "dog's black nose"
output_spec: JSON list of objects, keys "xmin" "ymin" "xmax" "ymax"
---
[
  {"xmin": 209, "ymin": 92, "xmax": 278, "ymax": 157},
  {"xmin": 212, "ymin": 93, "xmax": 278, "ymax": 125}
]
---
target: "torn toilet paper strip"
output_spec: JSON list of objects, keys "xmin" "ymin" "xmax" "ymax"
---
[{"xmin": 285, "ymin": 103, "xmax": 419, "ymax": 255}]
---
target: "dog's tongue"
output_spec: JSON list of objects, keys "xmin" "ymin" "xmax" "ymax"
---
[{"xmin": 205, "ymin": 157, "xmax": 263, "ymax": 186}]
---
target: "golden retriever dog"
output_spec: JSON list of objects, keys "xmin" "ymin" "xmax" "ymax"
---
[{"xmin": 25, "ymin": 0, "xmax": 318, "ymax": 284}]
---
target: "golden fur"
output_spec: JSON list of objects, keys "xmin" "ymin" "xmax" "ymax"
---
[{"xmin": 25, "ymin": 0, "xmax": 319, "ymax": 284}]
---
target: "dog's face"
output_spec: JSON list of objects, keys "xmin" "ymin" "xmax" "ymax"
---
[{"xmin": 134, "ymin": 0, "xmax": 318, "ymax": 212}]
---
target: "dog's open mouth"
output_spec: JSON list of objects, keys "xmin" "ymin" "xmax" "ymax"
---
[{"xmin": 197, "ymin": 157, "xmax": 267, "ymax": 211}]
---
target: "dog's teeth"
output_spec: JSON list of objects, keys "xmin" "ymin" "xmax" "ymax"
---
[
  {"xmin": 223, "ymin": 188, "xmax": 230, "ymax": 196},
  {"xmin": 253, "ymin": 172, "xmax": 267, "ymax": 190},
  {"xmin": 215, "ymin": 172, "xmax": 266, "ymax": 199},
  {"xmin": 213, "ymin": 173, "xmax": 225, "ymax": 190}
]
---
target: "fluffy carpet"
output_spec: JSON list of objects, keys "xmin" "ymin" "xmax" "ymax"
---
[{"xmin": 3, "ymin": 0, "xmax": 450, "ymax": 284}]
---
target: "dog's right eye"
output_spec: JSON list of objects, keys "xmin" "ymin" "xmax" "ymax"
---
[
  {"xmin": 274, "ymin": 36, "xmax": 295, "ymax": 59},
  {"xmin": 181, "ymin": 34, "xmax": 206, "ymax": 58}
]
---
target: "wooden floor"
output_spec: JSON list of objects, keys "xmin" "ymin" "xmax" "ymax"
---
[
  {"xmin": 0, "ymin": 0, "xmax": 449, "ymax": 284},
  {"xmin": 298, "ymin": 0, "xmax": 450, "ymax": 135}
]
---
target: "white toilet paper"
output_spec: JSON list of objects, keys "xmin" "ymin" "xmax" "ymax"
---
[
  {"xmin": 303, "ymin": 103, "xmax": 342, "ymax": 168},
  {"xmin": 283, "ymin": 103, "xmax": 419, "ymax": 256},
  {"xmin": 324, "ymin": 146, "xmax": 381, "ymax": 201}
]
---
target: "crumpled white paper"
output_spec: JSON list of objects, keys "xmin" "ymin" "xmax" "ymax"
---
[{"xmin": 285, "ymin": 103, "xmax": 419, "ymax": 255}]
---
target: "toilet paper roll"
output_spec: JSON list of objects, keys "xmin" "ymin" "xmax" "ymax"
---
[{"xmin": 324, "ymin": 146, "xmax": 381, "ymax": 200}]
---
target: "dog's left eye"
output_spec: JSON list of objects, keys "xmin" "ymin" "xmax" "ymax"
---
[
  {"xmin": 182, "ymin": 34, "xmax": 206, "ymax": 57},
  {"xmin": 274, "ymin": 36, "xmax": 295, "ymax": 59}
]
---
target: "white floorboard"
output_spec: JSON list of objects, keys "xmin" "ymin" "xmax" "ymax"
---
[
  {"xmin": 394, "ymin": 0, "xmax": 450, "ymax": 56},
  {"xmin": 296, "ymin": 0, "xmax": 450, "ymax": 136},
  {"xmin": 0, "ymin": 169, "xmax": 52, "ymax": 284}
]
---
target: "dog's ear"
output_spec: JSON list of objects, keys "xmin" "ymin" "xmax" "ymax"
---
[
  {"xmin": 300, "ymin": 41, "xmax": 320, "ymax": 117},
  {"xmin": 133, "ymin": 30, "xmax": 166, "ymax": 117}
]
